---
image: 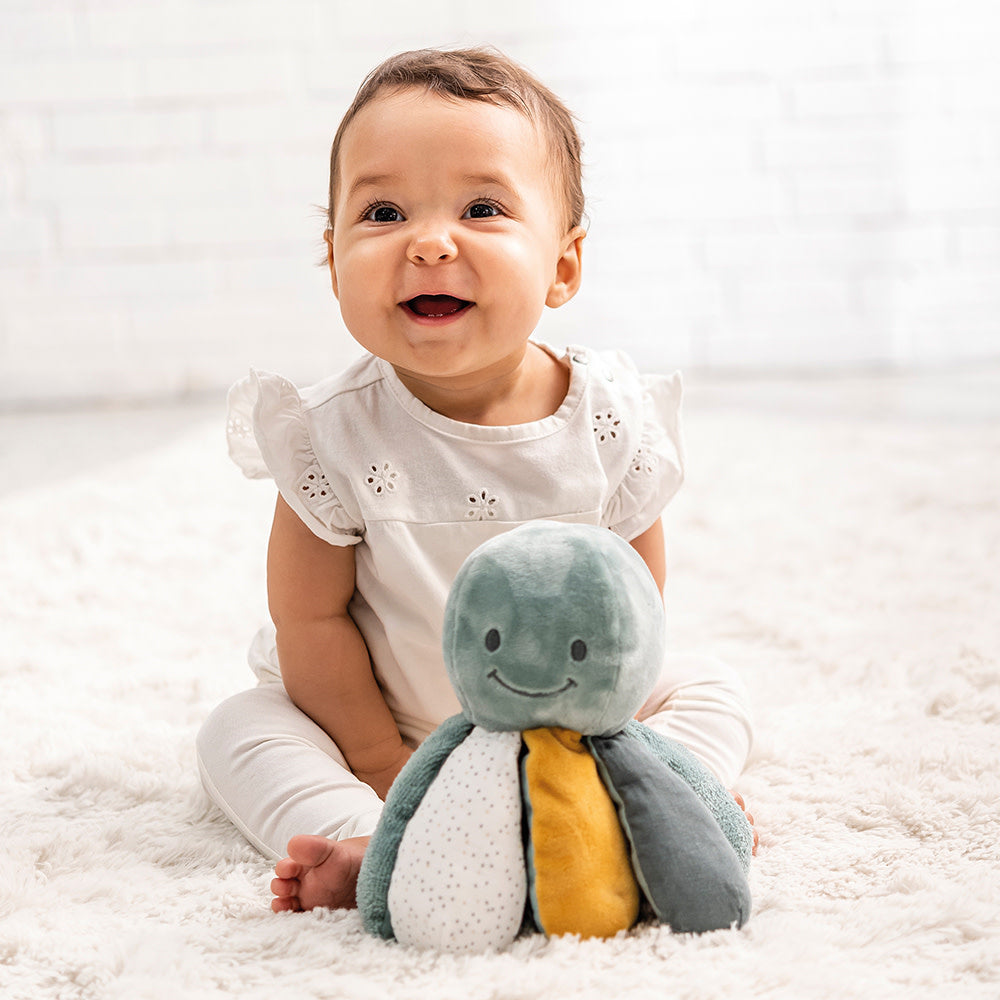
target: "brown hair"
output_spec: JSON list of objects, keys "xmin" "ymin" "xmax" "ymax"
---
[{"xmin": 326, "ymin": 47, "xmax": 585, "ymax": 233}]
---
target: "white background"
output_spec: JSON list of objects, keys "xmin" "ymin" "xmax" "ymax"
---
[{"xmin": 1, "ymin": 0, "xmax": 999, "ymax": 405}]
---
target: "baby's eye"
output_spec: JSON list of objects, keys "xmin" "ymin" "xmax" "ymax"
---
[
  {"xmin": 365, "ymin": 204, "xmax": 403, "ymax": 223},
  {"xmin": 464, "ymin": 201, "xmax": 502, "ymax": 219}
]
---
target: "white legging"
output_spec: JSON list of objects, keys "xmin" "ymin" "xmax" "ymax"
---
[{"xmin": 196, "ymin": 639, "xmax": 753, "ymax": 861}]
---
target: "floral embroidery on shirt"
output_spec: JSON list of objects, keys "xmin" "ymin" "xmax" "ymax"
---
[
  {"xmin": 466, "ymin": 489, "xmax": 499, "ymax": 520},
  {"xmin": 593, "ymin": 409, "xmax": 621, "ymax": 444},
  {"xmin": 629, "ymin": 447, "xmax": 657, "ymax": 476},
  {"xmin": 365, "ymin": 462, "xmax": 399, "ymax": 495},
  {"xmin": 296, "ymin": 465, "xmax": 332, "ymax": 503}
]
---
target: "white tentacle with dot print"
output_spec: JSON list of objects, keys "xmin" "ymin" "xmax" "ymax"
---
[{"xmin": 386, "ymin": 728, "xmax": 525, "ymax": 953}]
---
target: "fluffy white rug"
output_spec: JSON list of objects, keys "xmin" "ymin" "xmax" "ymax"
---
[{"xmin": 2, "ymin": 370, "xmax": 998, "ymax": 1000}]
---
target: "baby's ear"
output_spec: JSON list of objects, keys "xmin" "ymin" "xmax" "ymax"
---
[
  {"xmin": 545, "ymin": 227, "xmax": 586, "ymax": 308},
  {"xmin": 325, "ymin": 229, "xmax": 340, "ymax": 299}
]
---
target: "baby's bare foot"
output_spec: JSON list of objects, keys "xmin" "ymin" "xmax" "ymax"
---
[{"xmin": 270, "ymin": 834, "xmax": 370, "ymax": 913}]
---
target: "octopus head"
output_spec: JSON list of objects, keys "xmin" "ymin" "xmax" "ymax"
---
[{"xmin": 442, "ymin": 522, "xmax": 665, "ymax": 736}]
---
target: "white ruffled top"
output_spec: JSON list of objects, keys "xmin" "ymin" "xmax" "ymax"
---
[{"xmin": 226, "ymin": 344, "xmax": 684, "ymax": 742}]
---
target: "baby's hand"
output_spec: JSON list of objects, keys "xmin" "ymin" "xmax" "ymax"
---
[{"xmin": 731, "ymin": 791, "xmax": 759, "ymax": 856}]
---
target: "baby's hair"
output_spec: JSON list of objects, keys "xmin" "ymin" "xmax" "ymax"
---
[{"xmin": 326, "ymin": 46, "xmax": 585, "ymax": 234}]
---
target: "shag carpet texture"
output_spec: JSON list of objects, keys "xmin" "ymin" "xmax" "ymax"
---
[{"xmin": 1, "ymin": 369, "xmax": 998, "ymax": 999}]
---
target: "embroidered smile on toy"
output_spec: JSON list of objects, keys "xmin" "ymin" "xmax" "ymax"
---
[{"xmin": 356, "ymin": 522, "xmax": 753, "ymax": 953}]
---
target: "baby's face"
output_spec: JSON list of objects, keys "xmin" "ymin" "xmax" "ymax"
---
[{"xmin": 327, "ymin": 88, "xmax": 583, "ymax": 394}]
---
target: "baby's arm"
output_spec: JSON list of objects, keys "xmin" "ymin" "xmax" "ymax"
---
[
  {"xmin": 267, "ymin": 495, "xmax": 412, "ymax": 800},
  {"xmin": 628, "ymin": 517, "xmax": 666, "ymax": 595}
]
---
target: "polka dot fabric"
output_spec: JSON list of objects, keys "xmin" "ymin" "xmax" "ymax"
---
[{"xmin": 386, "ymin": 728, "xmax": 526, "ymax": 953}]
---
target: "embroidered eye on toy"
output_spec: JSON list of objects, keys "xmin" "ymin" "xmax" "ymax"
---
[{"xmin": 356, "ymin": 521, "xmax": 753, "ymax": 953}]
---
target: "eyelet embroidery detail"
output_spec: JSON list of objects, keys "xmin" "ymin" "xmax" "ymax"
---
[
  {"xmin": 365, "ymin": 462, "xmax": 399, "ymax": 495},
  {"xmin": 226, "ymin": 414, "xmax": 253, "ymax": 439},
  {"xmin": 466, "ymin": 489, "xmax": 499, "ymax": 520},
  {"xmin": 629, "ymin": 447, "xmax": 657, "ymax": 475},
  {"xmin": 594, "ymin": 409, "xmax": 621, "ymax": 444},
  {"xmin": 296, "ymin": 465, "xmax": 332, "ymax": 503}
]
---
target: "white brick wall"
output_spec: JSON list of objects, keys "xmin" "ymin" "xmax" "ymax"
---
[{"xmin": 1, "ymin": 0, "xmax": 998, "ymax": 405}]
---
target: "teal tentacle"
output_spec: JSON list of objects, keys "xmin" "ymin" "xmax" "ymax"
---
[
  {"xmin": 620, "ymin": 721, "xmax": 754, "ymax": 872},
  {"xmin": 587, "ymin": 732, "xmax": 752, "ymax": 933},
  {"xmin": 356, "ymin": 713, "xmax": 475, "ymax": 939}
]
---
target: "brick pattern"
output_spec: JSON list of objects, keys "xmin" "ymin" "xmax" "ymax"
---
[{"xmin": 1, "ymin": 1, "xmax": 998, "ymax": 404}]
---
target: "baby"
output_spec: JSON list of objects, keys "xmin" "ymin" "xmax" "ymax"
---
[{"xmin": 197, "ymin": 47, "xmax": 755, "ymax": 914}]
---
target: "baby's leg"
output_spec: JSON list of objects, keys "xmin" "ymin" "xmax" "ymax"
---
[
  {"xmin": 197, "ymin": 684, "xmax": 385, "ymax": 909},
  {"xmin": 637, "ymin": 653, "xmax": 757, "ymax": 851},
  {"xmin": 636, "ymin": 652, "xmax": 753, "ymax": 789},
  {"xmin": 197, "ymin": 683, "xmax": 385, "ymax": 909},
  {"xmin": 197, "ymin": 683, "xmax": 385, "ymax": 856}
]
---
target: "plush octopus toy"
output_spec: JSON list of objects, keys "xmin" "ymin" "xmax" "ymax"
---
[{"xmin": 356, "ymin": 522, "xmax": 753, "ymax": 953}]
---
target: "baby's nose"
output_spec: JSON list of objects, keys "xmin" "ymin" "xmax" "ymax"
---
[{"xmin": 407, "ymin": 225, "xmax": 457, "ymax": 264}]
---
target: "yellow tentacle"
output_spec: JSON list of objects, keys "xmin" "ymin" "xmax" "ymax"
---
[{"xmin": 522, "ymin": 727, "xmax": 639, "ymax": 938}]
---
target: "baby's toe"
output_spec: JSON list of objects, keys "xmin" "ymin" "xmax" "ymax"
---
[
  {"xmin": 273, "ymin": 856, "xmax": 302, "ymax": 880},
  {"xmin": 271, "ymin": 875, "xmax": 299, "ymax": 898},
  {"xmin": 285, "ymin": 833, "xmax": 336, "ymax": 868},
  {"xmin": 271, "ymin": 893, "xmax": 302, "ymax": 913}
]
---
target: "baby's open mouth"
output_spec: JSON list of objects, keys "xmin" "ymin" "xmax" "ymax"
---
[{"xmin": 404, "ymin": 295, "xmax": 473, "ymax": 318}]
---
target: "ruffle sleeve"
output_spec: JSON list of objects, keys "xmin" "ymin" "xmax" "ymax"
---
[
  {"xmin": 603, "ymin": 370, "xmax": 685, "ymax": 540},
  {"xmin": 226, "ymin": 371, "xmax": 362, "ymax": 546}
]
